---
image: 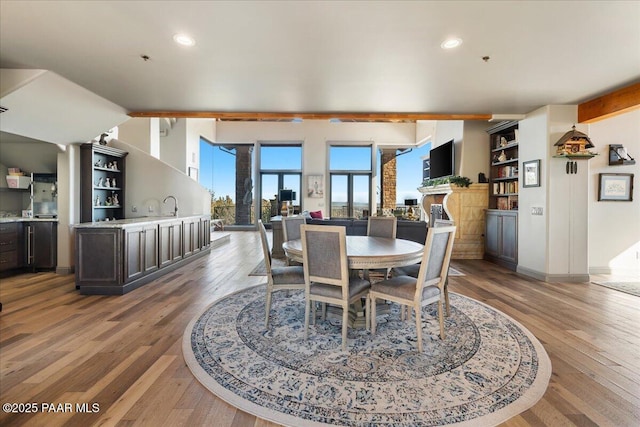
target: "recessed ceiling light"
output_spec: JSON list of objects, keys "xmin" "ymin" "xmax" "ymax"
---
[
  {"xmin": 441, "ymin": 37, "xmax": 462, "ymax": 49},
  {"xmin": 173, "ymin": 33, "xmax": 195, "ymax": 46}
]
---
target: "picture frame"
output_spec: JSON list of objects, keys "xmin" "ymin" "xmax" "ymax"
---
[
  {"xmin": 188, "ymin": 167, "xmax": 198, "ymax": 181},
  {"xmin": 522, "ymin": 159, "xmax": 540, "ymax": 188},
  {"xmin": 598, "ymin": 173, "xmax": 634, "ymax": 201},
  {"xmin": 307, "ymin": 175, "xmax": 324, "ymax": 198}
]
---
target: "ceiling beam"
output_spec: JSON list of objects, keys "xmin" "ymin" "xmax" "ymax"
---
[
  {"xmin": 127, "ymin": 111, "xmax": 492, "ymax": 121},
  {"xmin": 578, "ymin": 81, "xmax": 640, "ymax": 123}
]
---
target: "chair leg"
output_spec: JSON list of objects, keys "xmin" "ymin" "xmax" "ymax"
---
[
  {"xmin": 365, "ymin": 295, "xmax": 370, "ymax": 331},
  {"xmin": 304, "ymin": 298, "xmax": 311, "ymax": 341},
  {"xmin": 312, "ymin": 300, "xmax": 317, "ymax": 325},
  {"xmin": 444, "ymin": 278, "xmax": 451, "ymax": 317},
  {"xmin": 415, "ymin": 305, "xmax": 423, "ymax": 352},
  {"xmin": 370, "ymin": 295, "xmax": 377, "ymax": 335},
  {"xmin": 265, "ymin": 286, "xmax": 273, "ymax": 328},
  {"xmin": 438, "ymin": 299, "xmax": 446, "ymax": 340},
  {"xmin": 342, "ymin": 304, "xmax": 348, "ymax": 351}
]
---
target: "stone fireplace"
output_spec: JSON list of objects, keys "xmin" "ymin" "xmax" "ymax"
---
[{"xmin": 419, "ymin": 183, "xmax": 489, "ymax": 259}]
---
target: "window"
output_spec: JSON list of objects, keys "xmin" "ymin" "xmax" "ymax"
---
[
  {"xmin": 200, "ymin": 139, "xmax": 255, "ymax": 226},
  {"xmin": 260, "ymin": 144, "xmax": 302, "ymax": 222},
  {"xmin": 329, "ymin": 145, "xmax": 372, "ymax": 218}
]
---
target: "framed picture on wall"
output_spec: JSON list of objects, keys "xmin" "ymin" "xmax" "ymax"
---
[
  {"xmin": 522, "ymin": 159, "xmax": 540, "ymax": 187},
  {"xmin": 598, "ymin": 173, "xmax": 634, "ymax": 201},
  {"xmin": 307, "ymin": 175, "xmax": 324, "ymax": 198}
]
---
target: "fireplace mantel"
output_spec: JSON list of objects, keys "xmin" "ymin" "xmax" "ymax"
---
[{"xmin": 418, "ymin": 183, "xmax": 489, "ymax": 259}]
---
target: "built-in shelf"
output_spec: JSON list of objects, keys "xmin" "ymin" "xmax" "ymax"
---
[
  {"xmin": 81, "ymin": 143, "xmax": 128, "ymax": 223},
  {"xmin": 491, "ymin": 159, "xmax": 519, "ymax": 166},
  {"xmin": 491, "ymin": 141, "xmax": 519, "ymax": 152},
  {"xmin": 552, "ymin": 154, "xmax": 597, "ymax": 159}
]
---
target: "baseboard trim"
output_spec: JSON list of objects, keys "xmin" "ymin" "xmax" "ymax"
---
[
  {"xmin": 56, "ymin": 266, "xmax": 74, "ymax": 275},
  {"xmin": 516, "ymin": 266, "xmax": 547, "ymax": 282},
  {"xmin": 545, "ymin": 273, "xmax": 591, "ymax": 283},
  {"xmin": 516, "ymin": 265, "xmax": 590, "ymax": 283}
]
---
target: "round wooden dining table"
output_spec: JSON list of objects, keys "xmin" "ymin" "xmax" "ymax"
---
[
  {"xmin": 282, "ymin": 235, "xmax": 424, "ymax": 270},
  {"xmin": 283, "ymin": 235, "xmax": 424, "ymax": 329}
]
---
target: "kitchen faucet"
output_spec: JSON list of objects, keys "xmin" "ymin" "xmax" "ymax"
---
[{"xmin": 163, "ymin": 195, "xmax": 178, "ymax": 216}]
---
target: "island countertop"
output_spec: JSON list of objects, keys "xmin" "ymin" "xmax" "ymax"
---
[
  {"xmin": 0, "ymin": 217, "xmax": 59, "ymax": 223},
  {"xmin": 73, "ymin": 215, "xmax": 208, "ymax": 229}
]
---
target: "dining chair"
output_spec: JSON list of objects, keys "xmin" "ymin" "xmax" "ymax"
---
[
  {"xmin": 300, "ymin": 224, "xmax": 371, "ymax": 351},
  {"xmin": 391, "ymin": 219, "xmax": 455, "ymax": 316},
  {"xmin": 281, "ymin": 215, "xmax": 306, "ymax": 265},
  {"xmin": 367, "ymin": 216, "xmax": 397, "ymax": 238},
  {"xmin": 258, "ymin": 220, "xmax": 306, "ymax": 328},
  {"xmin": 369, "ymin": 225, "xmax": 456, "ymax": 352},
  {"xmin": 365, "ymin": 216, "xmax": 397, "ymax": 280}
]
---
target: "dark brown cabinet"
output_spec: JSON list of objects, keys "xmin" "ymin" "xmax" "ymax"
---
[
  {"xmin": 25, "ymin": 221, "xmax": 57, "ymax": 270},
  {"xmin": 159, "ymin": 220, "xmax": 183, "ymax": 268},
  {"xmin": 0, "ymin": 222, "xmax": 24, "ymax": 272},
  {"xmin": 484, "ymin": 210, "xmax": 518, "ymax": 270},
  {"xmin": 124, "ymin": 224, "xmax": 159, "ymax": 282},
  {"xmin": 75, "ymin": 215, "xmax": 211, "ymax": 295},
  {"xmin": 200, "ymin": 217, "xmax": 211, "ymax": 249},
  {"xmin": 81, "ymin": 143, "xmax": 128, "ymax": 223},
  {"xmin": 1, "ymin": 221, "xmax": 57, "ymax": 273},
  {"xmin": 76, "ymin": 228, "xmax": 122, "ymax": 286},
  {"xmin": 183, "ymin": 217, "xmax": 201, "ymax": 257}
]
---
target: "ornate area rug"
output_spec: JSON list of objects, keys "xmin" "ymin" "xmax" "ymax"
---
[
  {"xmin": 249, "ymin": 259, "xmax": 465, "ymax": 277},
  {"xmin": 183, "ymin": 285, "xmax": 551, "ymax": 427},
  {"xmin": 591, "ymin": 280, "xmax": 640, "ymax": 297}
]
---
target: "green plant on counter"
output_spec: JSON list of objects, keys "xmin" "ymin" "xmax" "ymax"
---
[{"xmin": 421, "ymin": 175, "xmax": 472, "ymax": 188}]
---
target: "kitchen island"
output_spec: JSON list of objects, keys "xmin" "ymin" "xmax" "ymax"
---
[{"xmin": 75, "ymin": 215, "xmax": 210, "ymax": 295}]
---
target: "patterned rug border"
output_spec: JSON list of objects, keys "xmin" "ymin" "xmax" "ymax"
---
[
  {"xmin": 182, "ymin": 285, "xmax": 551, "ymax": 427},
  {"xmin": 591, "ymin": 281, "xmax": 640, "ymax": 297}
]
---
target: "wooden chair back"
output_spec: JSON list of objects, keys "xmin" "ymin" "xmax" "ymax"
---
[
  {"xmin": 282, "ymin": 215, "xmax": 306, "ymax": 242},
  {"xmin": 367, "ymin": 216, "xmax": 397, "ymax": 238}
]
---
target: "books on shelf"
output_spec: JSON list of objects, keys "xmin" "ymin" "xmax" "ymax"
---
[
  {"xmin": 497, "ymin": 165, "xmax": 518, "ymax": 178},
  {"xmin": 493, "ymin": 181, "xmax": 518, "ymax": 195}
]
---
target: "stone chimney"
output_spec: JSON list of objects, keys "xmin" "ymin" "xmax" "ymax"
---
[
  {"xmin": 235, "ymin": 146, "xmax": 253, "ymax": 225},
  {"xmin": 380, "ymin": 149, "xmax": 397, "ymax": 213}
]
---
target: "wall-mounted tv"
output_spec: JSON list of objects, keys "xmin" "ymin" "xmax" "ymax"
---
[{"xmin": 428, "ymin": 139, "xmax": 455, "ymax": 179}]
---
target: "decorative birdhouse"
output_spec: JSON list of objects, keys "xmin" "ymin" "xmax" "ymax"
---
[{"xmin": 554, "ymin": 125, "xmax": 595, "ymax": 156}]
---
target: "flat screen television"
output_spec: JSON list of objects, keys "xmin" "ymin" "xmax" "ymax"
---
[
  {"xmin": 428, "ymin": 139, "xmax": 455, "ymax": 179},
  {"xmin": 278, "ymin": 189, "xmax": 294, "ymax": 202}
]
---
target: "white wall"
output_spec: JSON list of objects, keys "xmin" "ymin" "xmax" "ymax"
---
[
  {"xmin": 216, "ymin": 120, "xmax": 416, "ymax": 214},
  {"xmin": 431, "ymin": 120, "xmax": 464, "ymax": 177},
  {"xmin": 186, "ymin": 118, "xmax": 216, "ymax": 178},
  {"xmin": 161, "ymin": 119, "xmax": 187, "ymax": 172},
  {"xmin": 461, "ymin": 121, "xmax": 490, "ymax": 182},
  {"xmin": 109, "ymin": 139, "xmax": 211, "ymax": 218},
  {"xmin": 55, "ymin": 144, "xmax": 79, "ymax": 274},
  {"xmin": 415, "ymin": 120, "xmax": 437, "ymax": 143},
  {"xmin": 588, "ymin": 109, "xmax": 640, "ymax": 275},
  {"xmin": 517, "ymin": 107, "xmax": 549, "ymax": 276},
  {"xmin": 117, "ymin": 118, "xmax": 158, "ymax": 156}
]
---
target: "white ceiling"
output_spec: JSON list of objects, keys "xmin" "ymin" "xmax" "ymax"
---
[{"xmin": 1, "ymin": 1, "xmax": 639, "ymax": 117}]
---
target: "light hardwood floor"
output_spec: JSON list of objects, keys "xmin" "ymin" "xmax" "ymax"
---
[{"xmin": 1, "ymin": 230, "xmax": 639, "ymax": 427}]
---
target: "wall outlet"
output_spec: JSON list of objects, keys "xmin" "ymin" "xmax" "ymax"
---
[
  {"xmin": 132, "ymin": 206, "xmax": 137, "ymax": 212},
  {"xmin": 148, "ymin": 205, "xmax": 154, "ymax": 212},
  {"xmin": 531, "ymin": 207, "xmax": 543, "ymax": 215}
]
